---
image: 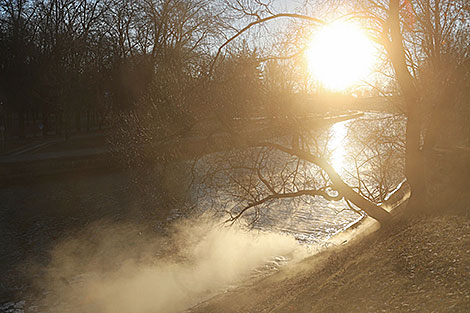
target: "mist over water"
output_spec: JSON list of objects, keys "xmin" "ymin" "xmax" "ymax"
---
[
  {"xmin": 23, "ymin": 112, "xmax": 402, "ymax": 313},
  {"xmin": 37, "ymin": 217, "xmax": 308, "ymax": 313}
]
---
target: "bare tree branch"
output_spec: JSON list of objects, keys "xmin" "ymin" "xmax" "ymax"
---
[{"xmin": 209, "ymin": 13, "xmax": 324, "ymax": 76}]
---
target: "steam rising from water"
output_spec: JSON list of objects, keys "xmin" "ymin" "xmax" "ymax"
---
[{"xmin": 37, "ymin": 218, "xmax": 308, "ymax": 313}]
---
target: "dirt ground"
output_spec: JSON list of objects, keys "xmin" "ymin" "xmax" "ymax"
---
[{"xmin": 191, "ymin": 213, "xmax": 470, "ymax": 313}]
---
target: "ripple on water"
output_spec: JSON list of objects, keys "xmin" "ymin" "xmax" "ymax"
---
[{"xmin": 196, "ymin": 112, "xmax": 404, "ymax": 246}]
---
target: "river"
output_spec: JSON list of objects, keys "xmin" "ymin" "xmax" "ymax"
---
[
  {"xmin": 195, "ymin": 111, "xmax": 405, "ymax": 244},
  {"xmin": 0, "ymin": 111, "xmax": 405, "ymax": 313}
]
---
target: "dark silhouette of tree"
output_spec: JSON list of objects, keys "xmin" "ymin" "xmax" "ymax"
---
[
  {"xmin": 0, "ymin": 0, "xmax": 467, "ymax": 223},
  {"xmin": 201, "ymin": 0, "xmax": 469, "ymax": 223},
  {"xmin": 350, "ymin": 0, "xmax": 470, "ymax": 208}
]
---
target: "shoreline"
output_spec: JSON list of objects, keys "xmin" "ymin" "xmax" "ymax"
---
[
  {"xmin": 189, "ymin": 180, "xmax": 411, "ymax": 312},
  {"xmin": 189, "ymin": 199, "xmax": 470, "ymax": 313},
  {"xmin": 0, "ymin": 111, "xmax": 364, "ymax": 185}
]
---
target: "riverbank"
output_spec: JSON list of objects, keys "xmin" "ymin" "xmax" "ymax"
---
[
  {"xmin": 0, "ymin": 110, "xmax": 412, "ymax": 312},
  {"xmin": 190, "ymin": 211, "xmax": 470, "ymax": 313},
  {"xmin": 0, "ymin": 111, "xmax": 363, "ymax": 185}
]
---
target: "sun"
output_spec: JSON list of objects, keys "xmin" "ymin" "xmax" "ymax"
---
[{"xmin": 305, "ymin": 20, "xmax": 377, "ymax": 91}]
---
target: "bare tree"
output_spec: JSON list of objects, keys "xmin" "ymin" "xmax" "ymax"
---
[
  {"xmin": 203, "ymin": 6, "xmax": 393, "ymax": 224},
  {"xmin": 347, "ymin": 0, "xmax": 470, "ymax": 208},
  {"xmin": 202, "ymin": 0, "xmax": 469, "ymax": 224}
]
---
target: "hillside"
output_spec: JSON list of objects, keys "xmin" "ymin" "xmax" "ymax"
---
[{"xmin": 191, "ymin": 213, "xmax": 470, "ymax": 313}]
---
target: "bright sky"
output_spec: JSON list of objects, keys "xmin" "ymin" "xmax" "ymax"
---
[{"xmin": 305, "ymin": 20, "xmax": 378, "ymax": 91}]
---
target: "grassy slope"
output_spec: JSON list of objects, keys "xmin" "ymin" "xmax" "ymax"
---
[{"xmin": 191, "ymin": 213, "xmax": 470, "ymax": 313}]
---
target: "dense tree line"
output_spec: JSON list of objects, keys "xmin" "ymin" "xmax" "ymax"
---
[
  {"xmin": 0, "ymin": 0, "xmax": 250, "ymax": 138},
  {"xmin": 0, "ymin": 0, "xmax": 340, "ymax": 142},
  {"xmin": 2, "ymin": 0, "xmax": 467, "ymax": 221}
]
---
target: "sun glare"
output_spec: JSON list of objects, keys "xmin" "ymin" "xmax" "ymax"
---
[{"xmin": 305, "ymin": 21, "xmax": 377, "ymax": 91}]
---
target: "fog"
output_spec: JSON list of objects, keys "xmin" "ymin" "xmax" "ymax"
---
[{"xmin": 37, "ymin": 217, "xmax": 309, "ymax": 313}]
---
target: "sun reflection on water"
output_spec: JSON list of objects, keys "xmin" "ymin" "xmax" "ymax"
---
[{"xmin": 328, "ymin": 122, "xmax": 348, "ymax": 174}]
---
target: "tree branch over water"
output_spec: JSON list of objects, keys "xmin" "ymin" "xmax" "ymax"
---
[{"xmin": 257, "ymin": 142, "xmax": 392, "ymax": 224}]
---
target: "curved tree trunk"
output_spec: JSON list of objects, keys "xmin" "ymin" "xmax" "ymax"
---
[{"xmin": 262, "ymin": 143, "xmax": 392, "ymax": 224}]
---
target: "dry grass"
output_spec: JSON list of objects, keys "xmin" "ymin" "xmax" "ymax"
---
[{"xmin": 191, "ymin": 212, "xmax": 470, "ymax": 313}]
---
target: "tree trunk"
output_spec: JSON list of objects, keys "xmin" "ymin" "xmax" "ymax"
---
[
  {"xmin": 18, "ymin": 109, "xmax": 25, "ymax": 139},
  {"xmin": 56, "ymin": 112, "xmax": 62, "ymax": 135},
  {"xmin": 64, "ymin": 112, "xmax": 70, "ymax": 140},
  {"xmin": 404, "ymin": 102, "xmax": 425, "ymax": 208},
  {"xmin": 388, "ymin": 0, "xmax": 425, "ymax": 208},
  {"xmin": 86, "ymin": 109, "xmax": 90, "ymax": 132},
  {"xmin": 75, "ymin": 111, "xmax": 81, "ymax": 133},
  {"xmin": 264, "ymin": 143, "xmax": 392, "ymax": 224},
  {"xmin": 43, "ymin": 111, "xmax": 49, "ymax": 136}
]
